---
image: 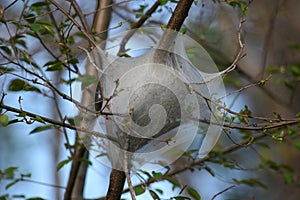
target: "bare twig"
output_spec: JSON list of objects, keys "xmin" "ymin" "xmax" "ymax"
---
[
  {"xmin": 70, "ymin": 0, "xmax": 89, "ymax": 32},
  {"xmin": 47, "ymin": 0, "xmax": 98, "ymax": 47},
  {"xmin": 211, "ymin": 185, "xmax": 235, "ymax": 200},
  {"xmin": 117, "ymin": 0, "xmax": 161, "ymax": 56}
]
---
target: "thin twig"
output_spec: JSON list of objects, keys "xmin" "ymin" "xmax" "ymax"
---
[
  {"xmin": 47, "ymin": 0, "xmax": 97, "ymax": 47},
  {"xmin": 211, "ymin": 185, "xmax": 235, "ymax": 200},
  {"xmin": 0, "ymin": 102, "xmax": 118, "ymax": 142},
  {"xmin": 93, "ymin": 133, "xmax": 267, "ymax": 199}
]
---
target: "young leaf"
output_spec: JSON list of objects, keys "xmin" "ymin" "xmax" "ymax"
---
[
  {"xmin": 233, "ymin": 178, "xmax": 267, "ymax": 189},
  {"xmin": 187, "ymin": 187, "xmax": 201, "ymax": 200},
  {"xmin": 56, "ymin": 158, "xmax": 72, "ymax": 171},
  {"xmin": 8, "ymin": 79, "xmax": 41, "ymax": 93},
  {"xmin": 29, "ymin": 125, "xmax": 52, "ymax": 134},
  {"xmin": 4, "ymin": 167, "xmax": 18, "ymax": 179},
  {"xmin": 0, "ymin": 114, "xmax": 9, "ymax": 126},
  {"xmin": 32, "ymin": 116, "xmax": 46, "ymax": 124}
]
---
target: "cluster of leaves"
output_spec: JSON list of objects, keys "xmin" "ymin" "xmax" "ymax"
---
[
  {"xmin": 132, "ymin": 167, "xmax": 201, "ymax": 200},
  {"xmin": 0, "ymin": 167, "xmax": 44, "ymax": 200},
  {"xmin": 265, "ymin": 43, "xmax": 300, "ymax": 91},
  {"xmin": 266, "ymin": 63, "xmax": 300, "ymax": 91}
]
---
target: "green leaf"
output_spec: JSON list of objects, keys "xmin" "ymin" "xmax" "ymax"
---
[
  {"xmin": 152, "ymin": 171, "xmax": 163, "ymax": 179},
  {"xmin": 294, "ymin": 140, "xmax": 300, "ymax": 152},
  {"xmin": 159, "ymin": 0, "xmax": 169, "ymax": 5},
  {"xmin": 35, "ymin": 19, "xmax": 52, "ymax": 26},
  {"xmin": 296, "ymin": 112, "xmax": 300, "ymax": 118},
  {"xmin": 284, "ymin": 79, "xmax": 294, "ymax": 90},
  {"xmin": 283, "ymin": 173, "xmax": 293, "ymax": 184},
  {"xmin": 67, "ymin": 118, "xmax": 75, "ymax": 126},
  {"xmin": 187, "ymin": 187, "xmax": 201, "ymax": 200},
  {"xmin": 290, "ymin": 64, "xmax": 300, "ymax": 77},
  {"xmin": 233, "ymin": 178, "xmax": 267, "ymax": 189},
  {"xmin": 0, "ymin": 46, "xmax": 12, "ymax": 56},
  {"xmin": 165, "ymin": 176, "xmax": 181, "ymax": 190},
  {"xmin": 29, "ymin": 125, "xmax": 52, "ymax": 134},
  {"xmin": 29, "ymin": 24, "xmax": 40, "ymax": 32},
  {"xmin": 266, "ymin": 66, "xmax": 280, "ymax": 74},
  {"xmin": 149, "ymin": 190, "xmax": 160, "ymax": 200},
  {"xmin": 5, "ymin": 179, "xmax": 19, "ymax": 190},
  {"xmin": 44, "ymin": 60, "xmax": 64, "ymax": 71},
  {"xmin": 24, "ymin": 13, "xmax": 36, "ymax": 23},
  {"xmin": 255, "ymin": 142, "xmax": 270, "ymax": 149},
  {"xmin": 32, "ymin": 116, "xmax": 46, "ymax": 124},
  {"xmin": 172, "ymin": 196, "xmax": 191, "ymax": 200},
  {"xmin": 134, "ymin": 186, "xmax": 146, "ymax": 196},
  {"xmin": 223, "ymin": 76, "xmax": 240, "ymax": 86},
  {"xmin": 4, "ymin": 167, "xmax": 18, "ymax": 179},
  {"xmin": 0, "ymin": 114, "xmax": 9, "ymax": 126},
  {"xmin": 21, "ymin": 173, "xmax": 32, "ymax": 178},
  {"xmin": 30, "ymin": 1, "xmax": 50, "ymax": 7},
  {"xmin": 77, "ymin": 75, "xmax": 98, "ymax": 89},
  {"xmin": 0, "ymin": 66, "xmax": 15, "ymax": 72},
  {"xmin": 8, "ymin": 79, "xmax": 40, "ymax": 92},
  {"xmin": 56, "ymin": 158, "xmax": 72, "ymax": 171},
  {"xmin": 12, "ymin": 195, "xmax": 26, "ymax": 198},
  {"xmin": 26, "ymin": 198, "xmax": 46, "ymax": 200},
  {"xmin": 155, "ymin": 188, "xmax": 163, "ymax": 195}
]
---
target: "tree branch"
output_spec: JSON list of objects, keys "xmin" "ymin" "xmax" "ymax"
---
[
  {"xmin": 117, "ymin": 0, "xmax": 161, "ymax": 56},
  {"xmin": 154, "ymin": 0, "xmax": 194, "ymax": 63}
]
